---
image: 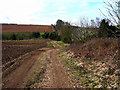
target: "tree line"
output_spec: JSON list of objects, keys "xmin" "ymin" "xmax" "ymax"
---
[
  {"xmin": 53, "ymin": 18, "xmax": 120, "ymax": 43},
  {"xmin": 2, "ymin": 19, "xmax": 120, "ymax": 43}
]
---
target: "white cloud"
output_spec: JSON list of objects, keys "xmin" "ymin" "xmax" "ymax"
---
[
  {"xmin": 0, "ymin": 0, "xmax": 108, "ymax": 25},
  {"xmin": 58, "ymin": 6, "xmax": 67, "ymax": 11},
  {"xmin": 50, "ymin": 6, "xmax": 67, "ymax": 15},
  {"xmin": 50, "ymin": 11, "xmax": 66, "ymax": 15},
  {"xmin": 0, "ymin": 0, "xmax": 45, "ymax": 24}
]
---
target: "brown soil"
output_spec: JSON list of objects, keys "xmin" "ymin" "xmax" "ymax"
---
[
  {"xmin": 2, "ymin": 41, "xmax": 47, "ymax": 64},
  {"xmin": 3, "ymin": 49, "xmax": 45, "ymax": 88},
  {"xmin": 2, "ymin": 46, "xmax": 72, "ymax": 88},
  {"xmin": 38, "ymin": 49, "xmax": 72, "ymax": 88},
  {"xmin": 2, "ymin": 24, "xmax": 54, "ymax": 33}
]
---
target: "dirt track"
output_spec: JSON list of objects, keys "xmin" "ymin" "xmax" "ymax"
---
[
  {"xmin": 38, "ymin": 49, "xmax": 72, "ymax": 88},
  {"xmin": 3, "ymin": 49, "xmax": 45, "ymax": 88},
  {"xmin": 3, "ymin": 47, "xmax": 72, "ymax": 88}
]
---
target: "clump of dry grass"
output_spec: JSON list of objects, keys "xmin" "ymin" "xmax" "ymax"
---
[{"xmin": 63, "ymin": 38, "xmax": 120, "ymax": 88}]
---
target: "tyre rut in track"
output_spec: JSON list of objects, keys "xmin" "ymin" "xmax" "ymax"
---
[
  {"xmin": 3, "ymin": 49, "xmax": 45, "ymax": 88},
  {"xmin": 3, "ymin": 48, "xmax": 73, "ymax": 88},
  {"xmin": 38, "ymin": 49, "xmax": 72, "ymax": 88}
]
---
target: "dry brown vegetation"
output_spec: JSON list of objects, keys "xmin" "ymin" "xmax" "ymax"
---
[{"xmin": 60, "ymin": 38, "xmax": 120, "ymax": 88}]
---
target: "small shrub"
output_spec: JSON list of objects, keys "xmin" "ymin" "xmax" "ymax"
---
[
  {"xmin": 49, "ymin": 33, "xmax": 55, "ymax": 40},
  {"xmin": 55, "ymin": 34, "xmax": 61, "ymax": 41},
  {"xmin": 32, "ymin": 32, "xmax": 40, "ymax": 38},
  {"xmin": 42, "ymin": 32, "xmax": 49, "ymax": 38},
  {"xmin": 2, "ymin": 34, "xmax": 9, "ymax": 40},
  {"xmin": 11, "ymin": 33, "xmax": 17, "ymax": 40},
  {"xmin": 62, "ymin": 37, "xmax": 72, "ymax": 43},
  {"xmin": 98, "ymin": 19, "xmax": 109, "ymax": 38}
]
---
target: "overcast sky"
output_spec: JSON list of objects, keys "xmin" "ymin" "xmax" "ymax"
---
[{"xmin": 0, "ymin": 0, "xmax": 108, "ymax": 25}]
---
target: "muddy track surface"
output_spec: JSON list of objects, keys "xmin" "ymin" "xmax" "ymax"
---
[
  {"xmin": 38, "ymin": 49, "xmax": 72, "ymax": 88},
  {"xmin": 2, "ymin": 48, "xmax": 46, "ymax": 88},
  {"xmin": 3, "ymin": 47, "xmax": 72, "ymax": 88}
]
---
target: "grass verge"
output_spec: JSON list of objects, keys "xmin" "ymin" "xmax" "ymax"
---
[
  {"xmin": 23, "ymin": 55, "xmax": 47, "ymax": 88},
  {"xmin": 58, "ymin": 50, "xmax": 119, "ymax": 88}
]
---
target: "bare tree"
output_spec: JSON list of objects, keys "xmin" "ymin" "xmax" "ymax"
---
[
  {"xmin": 99, "ymin": 0, "xmax": 120, "ymax": 25},
  {"xmin": 78, "ymin": 17, "xmax": 90, "ymax": 27},
  {"xmin": 71, "ymin": 17, "xmax": 98, "ymax": 42}
]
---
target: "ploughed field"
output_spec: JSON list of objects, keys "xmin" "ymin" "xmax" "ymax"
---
[
  {"xmin": 2, "ymin": 40, "xmax": 47, "ymax": 64},
  {"xmin": 2, "ymin": 24, "xmax": 54, "ymax": 33}
]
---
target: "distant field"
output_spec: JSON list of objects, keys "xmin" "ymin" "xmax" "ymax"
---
[{"xmin": 2, "ymin": 24, "xmax": 54, "ymax": 33}]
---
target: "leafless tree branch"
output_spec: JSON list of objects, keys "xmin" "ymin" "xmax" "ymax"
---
[{"xmin": 100, "ymin": 0, "xmax": 120, "ymax": 25}]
